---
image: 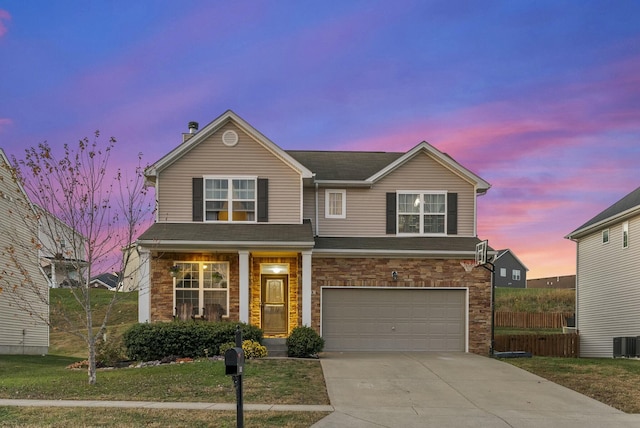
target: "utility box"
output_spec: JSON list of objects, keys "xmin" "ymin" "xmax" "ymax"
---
[{"xmin": 225, "ymin": 347, "xmax": 245, "ymax": 376}]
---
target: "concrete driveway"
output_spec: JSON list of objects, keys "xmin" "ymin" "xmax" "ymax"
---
[{"xmin": 312, "ymin": 352, "xmax": 640, "ymax": 428}]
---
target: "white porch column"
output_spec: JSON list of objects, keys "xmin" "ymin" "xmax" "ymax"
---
[
  {"xmin": 137, "ymin": 247, "xmax": 151, "ymax": 323},
  {"xmin": 238, "ymin": 250, "xmax": 250, "ymax": 323},
  {"xmin": 302, "ymin": 250, "xmax": 312, "ymax": 327}
]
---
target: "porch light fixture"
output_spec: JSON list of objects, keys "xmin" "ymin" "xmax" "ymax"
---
[{"xmin": 392, "ymin": 271, "xmax": 398, "ymax": 281}]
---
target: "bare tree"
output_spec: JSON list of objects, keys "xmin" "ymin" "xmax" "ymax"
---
[{"xmin": 5, "ymin": 132, "xmax": 152, "ymax": 384}]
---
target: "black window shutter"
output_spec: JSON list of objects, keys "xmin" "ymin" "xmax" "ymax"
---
[
  {"xmin": 386, "ymin": 192, "xmax": 396, "ymax": 234},
  {"xmin": 257, "ymin": 178, "xmax": 268, "ymax": 222},
  {"xmin": 447, "ymin": 192, "xmax": 458, "ymax": 235},
  {"xmin": 192, "ymin": 178, "xmax": 203, "ymax": 222}
]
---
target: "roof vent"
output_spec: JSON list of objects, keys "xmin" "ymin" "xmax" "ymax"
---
[
  {"xmin": 222, "ymin": 130, "xmax": 239, "ymax": 146},
  {"xmin": 188, "ymin": 121, "xmax": 199, "ymax": 134}
]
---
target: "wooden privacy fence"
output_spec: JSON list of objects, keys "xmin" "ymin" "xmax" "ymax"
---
[
  {"xmin": 495, "ymin": 333, "xmax": 580, "ymax": 358},
  {"xmin": 495, "ymin": 312, "xmax": 574, "ymax": 329}
]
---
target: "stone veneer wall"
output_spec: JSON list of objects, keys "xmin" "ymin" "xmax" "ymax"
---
[
  {"xmin": 311, "ymin": 257, "xmax": 492, "ymax": 355},
  {"xmin": 149, "ymin": 252, "xmax": 239, "ymax": 322},
  {"xmin": 250, "ymin": 255, "xmax": 300, "ymax": 337}
]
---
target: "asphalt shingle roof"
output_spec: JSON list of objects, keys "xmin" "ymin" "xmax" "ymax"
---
[
  {"xmin": 314, "ymin": 236, "xmax": 486, "ymax": 253},
  {"xmin": 286, "ymin": 150, "xmax": 404, "ymax": 181},
  {"xmin": 569, "ymin": 186, "xmax": 640, "ymax": 236}
]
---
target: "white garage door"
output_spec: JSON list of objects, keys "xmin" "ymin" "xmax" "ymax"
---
[{"xmin": 322, "ymin": 288, "xmax": 466, "ymax": 352}]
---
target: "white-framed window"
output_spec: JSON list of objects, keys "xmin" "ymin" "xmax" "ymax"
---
[
  {"xmin": 204, "ymin": 177, "xmax": 256, "ymax": 222},
  {"xmin": 512, "ymin": 269, "xmax": 521, "ymax": 281},
  {"xmin": 397, "ymin": 191, "xmax": 446, "ymax": 235},
  {"xmin": 623, "ymin": 222, "xmax": 629, "ymax": 248},
  {"xmin": 173, "ymin": 262, "xmax": 228, "ymax": 318},
  {"xmin": 500, "ymin": 268, "xmax": 507, "ymax": 277},
  {"xmin": 602, "ymin": 229, "xmax": 609, "ymax": 244},
  {"xmin": 325, "ymin": 189, "xmax": 346, "ymax": 219}
]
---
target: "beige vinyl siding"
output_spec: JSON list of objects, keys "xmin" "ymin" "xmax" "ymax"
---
[
  {"xmin": 0, "ymin": 157, "xmax": 49, "ymax": 354},
  {"xmin": 576, "ymin": 216, "xmax": 640, "ymax": 357},
  {"xmin": 157, "ymin": 123, "xmax": 302, "ymax": 223},
  {"xmin": 316, "ymin": 152, "xmax": 476, "ymax": 237}
]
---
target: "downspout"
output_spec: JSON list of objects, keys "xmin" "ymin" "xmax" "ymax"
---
[{"xmin": 314, "ymin": 175, "xmax": 319, "ymax": 236}]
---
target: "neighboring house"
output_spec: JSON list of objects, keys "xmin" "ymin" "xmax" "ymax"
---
[
  {"xmin": 136, "ymin": 110, "xmax": 494, "ymax": 354},
  {"xmin": 566, "ymin": 185, "xmax": 640, "ymax": 357},
  {"xmin": 120, "ymin": 244, "xmax": 142, "ymax": 292},
  {"xmin": 493, "ymin": 249, "xmax": 528, "ymax": 288},
  {"xmin": 527, "ymin": 275, "xmax": 575, "ymax": 289},
  {"xmin": 36, "ymin": 206, "xmax": 87, "ymax": 289},
  {"xmin": 90, "ymin": 272, "xmax": 120, "ymax": 290},
  {"xmin": 0, "ymin": 149, "xmax": 49, "ymax": 355}
]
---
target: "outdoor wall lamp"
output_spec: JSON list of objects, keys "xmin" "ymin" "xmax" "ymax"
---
[{"xmin": 392, "ymin": 271, "xmax": 398, "ymax": 281}]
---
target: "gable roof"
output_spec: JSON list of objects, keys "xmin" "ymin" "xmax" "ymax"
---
[
  {"xmin": 90, "ymin": 273, "xmax": 120, "ymax": 290},
  {"xmin": 494, "ymin": 249, "xmax": 529, "ymax": 271},
  {"xmin": 289, "ymin": 141, "xmax": 491, "ymax": 191},
  {"xmin": 566, "ymin": 186, "xmax": 640, "ymax": 240},
  {"xmin": 145, "ymin": 110, "xmax": 313, "ymax": 183}
]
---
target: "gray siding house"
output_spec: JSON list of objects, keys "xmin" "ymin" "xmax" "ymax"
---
[
  {"xmin": 566, "ymin": 186, "xmax": 640, "ymax": 357},
  {"xmin": 493, "ymin": 249, "xmax": 528, "ymax": 288},
  {"xmin": 136, "ymin": 110, "xmax": 495, "ymax": 354}
]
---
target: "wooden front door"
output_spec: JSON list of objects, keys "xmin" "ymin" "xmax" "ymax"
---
[{"xmin": 261, "ymin": 275, "xmax": 288, "ymax": 335}]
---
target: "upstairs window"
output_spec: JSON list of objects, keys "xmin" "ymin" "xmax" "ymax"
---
[
  {"xmin": 500, "ymin": 268, "xmax": 507, "ymax": 277},
  {"xmin": 325, "ymin": 189, "xmax": 346, "ymax": 219},
  {"xmin": 204, "ymin": 178, "xmax": 255, "ymax": 222},
  {"xmin": 398, "ymin": 192, "xmax": 446, "ymax": 234},
  {"xmin": 623, "ymin": 222, "xmax": 629, "ymax": 248},
  {"xmin": 602, "ymin": 229, "xmax": 609, "ymax": 244}
]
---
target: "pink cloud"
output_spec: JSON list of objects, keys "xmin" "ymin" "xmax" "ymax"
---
[
  {"xmin": 0, "ymin": 10, "xmax": 10, "ymax": 37},
  {"xmin": 0, "ymin": 118, "xmax": 12, "ymax": 132}
]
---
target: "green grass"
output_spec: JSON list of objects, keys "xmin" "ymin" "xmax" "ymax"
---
[
  {"xmin": 506, "ymin": 357, "xmax": 640, "ymax": 413},
  {"xmin": 0, "ymin": 355, "xmax": 328, "ymax": 405},
  {"xmin": 495, "ymin": 287, "xmax": 575, "ymax": 313},
  {"xmin": 49, "ymin": 288, "xmax": 139, "ymax": 357}
]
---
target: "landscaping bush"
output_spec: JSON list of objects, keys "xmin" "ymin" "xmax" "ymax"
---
[
  {"xmin": 123, "ymin": 321, "xmax": 263, "ymax": 361},
  {"xmin": 286, "ymin": 326, "xmax": 324, "ymax": 358},
  {"xmin": 219, "ymin": 339, "xmax": 268, "ymax": 359},
  {"xmin": 95, "ymin": 334, "xmax": 127, "ymax": 367}
]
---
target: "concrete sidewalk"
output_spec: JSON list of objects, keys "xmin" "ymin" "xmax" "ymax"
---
[
  {"xmin": 0, "ymin": 398, "xmax": 333, "ymax": 413},
  {"xmin": 312, "ymin": 352, "xmax": 640, "ymax": 428}
]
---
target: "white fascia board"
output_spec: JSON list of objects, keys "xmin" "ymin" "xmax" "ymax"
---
[
  {"xmin": 137, "ymin": 239, "xmax": 316, "ymax": 251},
  {"xmin": 565, "ymin": 206, "xmax": 640, "ymax": 240},
  {"xmin": 495, "ymin": 248, "xmax": 529, "ymax": 271},
  {"xmin": 366, "ymin": 142, "xmax": 491, "ymax": 192},
  {"xmin": 145, "ymin": 110, "xmax": 313, "ymax": 179}
]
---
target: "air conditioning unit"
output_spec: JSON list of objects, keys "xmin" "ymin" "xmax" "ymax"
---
[
  {"xmin": 613, "ymin": 337, "xmax": 622, "ymax": 358},
  {"xmin": 613, "ymin": 337, "xmax": 638, "ymax": 358}
]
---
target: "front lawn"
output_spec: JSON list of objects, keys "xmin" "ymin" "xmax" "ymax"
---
[
  {"xmin": 0, "ymin": 355, "xmax": 328, "ymax": 405},
  {"xmin": 506, "ymin": 356, "xmax": 640, "ymax": 413}
]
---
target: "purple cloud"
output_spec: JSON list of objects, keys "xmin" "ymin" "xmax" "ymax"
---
[{"xmin": 0, "ymin": 10, "xmax": 9, "ymax": 37}]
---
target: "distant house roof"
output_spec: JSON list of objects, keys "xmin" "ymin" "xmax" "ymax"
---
[
  {"xmin": 90, "ymin": 273, "xmax": 119, "ymax": 290},
  {"xmin": 494, "ymin": 249, "xmax": 529, "ymax": 271},
  {"xmin": 527, "ymin": 275, "xmax": 576, "ymax": 289},
  {"xmin": 566, "ymin": 186, "xmax": 640, "ymax": 239}
]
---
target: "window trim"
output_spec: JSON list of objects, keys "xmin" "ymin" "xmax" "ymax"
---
[
  {"xmin": 396, "ymin": 190, "xmax": 447, "ymax": 236},
  {"xmin": 512, "ymin": 269, "xmax": 521, "ymax": 281},
  {"xmin": 500, "ymin": 268, "xmax": 507, "ymax": 277},
  {"xmin": 602, "ymin": 229, "xmax": 609, "ymax": 244},
  {"xmin": 325, "ymin": 189, "xmax": 346, "ymax": 219},
  {"xmin": 173, "ymin": 261, "xmax": 229, "ymax": 318},
  {"xmin": 623, "ymin": 222, "xmax": 629, "ymax": 249},
  {"xmin": 203, "ymin": 176, "xmax": 257, "ymax": 223}
]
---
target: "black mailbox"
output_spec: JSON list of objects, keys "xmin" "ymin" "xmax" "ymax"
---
[{"xmin": 225, "ymin": 347, "xmax": 245, "ymax": 376}]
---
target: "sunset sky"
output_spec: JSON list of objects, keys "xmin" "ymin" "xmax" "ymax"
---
[{"xmin": 1, "ymin": 1, "xmax": 639, "ymax": 279}]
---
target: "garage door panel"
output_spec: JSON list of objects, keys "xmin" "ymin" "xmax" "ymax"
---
[{"xmin": 322, "ymin": 288, "xmax": 465, "ymax": 352}]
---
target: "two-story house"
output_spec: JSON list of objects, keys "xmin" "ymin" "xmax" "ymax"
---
[
  {"xmin": 566, "ymin": 185, "xmax": 640, "ymax": 357},
  {"xmin": 493, "ymin": 249, "xmax": 528, "ymax": 288},
  {"xmin": 0, "ymin": 148, "xmax": 49, "ymax": 355},
  {"xmin": 136, "ymin": 110, "xmax": 493, "ymax": 354}
]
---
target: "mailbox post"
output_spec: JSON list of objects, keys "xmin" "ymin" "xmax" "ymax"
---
[{"xmin": 224, "ymin": 325, "xmax": 244, "ymax": 428}]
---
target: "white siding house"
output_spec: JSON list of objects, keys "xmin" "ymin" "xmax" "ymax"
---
[
  {"xmin": 0, "ymin": 149, "xmax": 49, "ymax": 355},
  {"xmin": 566, "ymin": 186, "xmax": 640, "ymax": 357}
]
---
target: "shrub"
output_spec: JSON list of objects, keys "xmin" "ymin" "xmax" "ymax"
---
[
  {"xmin": 123, "ymin": 321, "xmax": 263, "ymax": 361},
  {"xmin": 95, "ymin": 334, "xmax": 127, "ymax": 367},
  {"xmin": 286, "ymin": 326, "xmax": 324, "ymax": 358},
  {"xmin": 219, "ymin": 340, "xmax": 268, "ymax": 359}
]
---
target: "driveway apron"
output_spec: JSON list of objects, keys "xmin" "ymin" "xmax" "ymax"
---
[{"xmin": 312, "ymin": 352, "xmax": 640, "ymax": 428}]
